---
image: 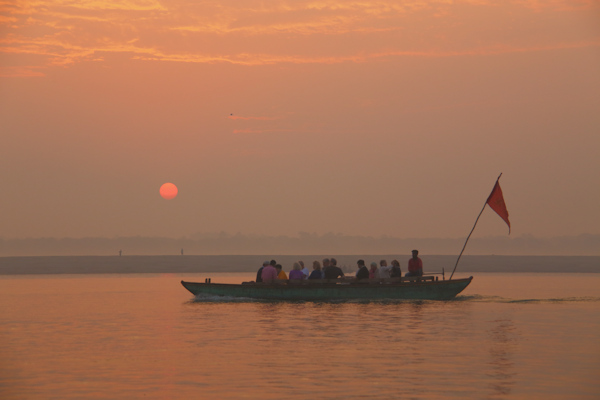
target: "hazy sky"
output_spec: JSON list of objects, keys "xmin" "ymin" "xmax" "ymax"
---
[{"xmin": 1, "ymin": 0, "xmax": 599, "ymax": 241}]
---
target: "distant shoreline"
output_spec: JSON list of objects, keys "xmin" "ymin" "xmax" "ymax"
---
[
  {"xmin": 0, "ymin": 255, "xmax": 598, "ymax": 275},
  {"xmin": 2, "ymin": 234, "xmax": 598, "ymax": 257}
]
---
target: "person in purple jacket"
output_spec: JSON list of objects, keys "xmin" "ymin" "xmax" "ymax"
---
[{"xmin": 288, "ymin": 262, "xmax": 305, "ymax": 280}]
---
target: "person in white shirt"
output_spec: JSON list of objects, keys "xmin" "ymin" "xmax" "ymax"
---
[
  {"xmin": 378, "ymin": 259, "xmax": 391, "ymax": 279},
  {"xmin": 300, "ymin": 260, "xmax": 310, "ymax": 278}
]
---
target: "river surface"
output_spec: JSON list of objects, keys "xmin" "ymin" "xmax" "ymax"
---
[{"xmin": 1, "ymin": 273, "xmax": 599, "ymax": 399}]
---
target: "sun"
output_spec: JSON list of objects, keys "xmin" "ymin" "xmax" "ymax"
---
[{"xmin": 159, "ymin": 182, "xmax": 178, "ymax": 200}]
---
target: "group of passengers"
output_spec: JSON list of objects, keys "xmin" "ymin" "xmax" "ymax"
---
[
  {"xmin": 256, "ymin": 250, "xmax": 424, "ymax": 283},
  {"xmin": 355, "ymin": 250, "xmax": 423, "ymax": 279},
  {"xmin": 256, "ymin": 258, "xmax": 345, "ymax": 283},
  {"xmin": 355, "ymin": 259, "xmax": 401, "ymax": 280}
]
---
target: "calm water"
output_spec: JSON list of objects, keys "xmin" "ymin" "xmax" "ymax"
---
[{"xmin": 1, "ymin": 273, "xmax": 599, "ymax": 399}]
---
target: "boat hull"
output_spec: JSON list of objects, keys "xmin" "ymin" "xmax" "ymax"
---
[{"xmin": 181, "ymin": 277, "xmax": 472, "ymax": 301}]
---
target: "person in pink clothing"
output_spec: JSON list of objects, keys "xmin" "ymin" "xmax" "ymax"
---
[
  {"xmin": 261, "ymin": 263, "xmax": 278, "ymax": 282},
  {"xmin": 369, "ymin": 262, "xmax": 378, "ymax": 279}
]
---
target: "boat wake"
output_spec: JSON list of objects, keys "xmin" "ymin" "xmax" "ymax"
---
[
  {"xmin": 456, "ymin": 294, "xmax": 600, "ymax": 303},
  {"xmin": 186, "ymin": 293, "xmax": 600, "ymax": 304}
]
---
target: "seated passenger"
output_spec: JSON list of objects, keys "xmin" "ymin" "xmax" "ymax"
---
[
  {"xmin": 300, "ymin": 261, "xmax": 310, "ymax": 278},
  {"xmin": 405, "ymin": 250, "xmax": 424, "ymax": 277},
  {"xmin": 323, "ymin": 258, "xmax": 345, "ymax": 280},
  {"xmin": 369, "ymin": 262, "xmax": 379, "ymax": 279},
  {"xmin": 378, "ymin": 260, "xmax": 391, "ymax": 279},
  {"xmin": 261, "ymin": 262, "xmax": 278, "ymax": 282},
  {"xmin": 308, "ymin": 261, "xmax": 323, "ymax": 280},
  {"xmin": 275, "ymin": 264, "xmax": 288, "ymax": 280},
  {"xmin": 256, "ymin": 260, "xmax": 270, "ymax": 282},
  {"xmin": 390, "ymin": 259, "xmax": 402, "ymax": 278},
  {"xmin": 356, "ymin": 259, "xmax": 369, "ymax": 280},
  {"xmin": 288, "ymin": 262, "xmax": 305, "ymax": 280}
]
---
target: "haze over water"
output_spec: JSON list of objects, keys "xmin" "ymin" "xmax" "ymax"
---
[
  {"xmin": 1, "ymin": 271, "xmax": 599, "ymax": 399},
  {"xmin": 2, "ymin": 0, "xmax": 599, "ymax": 398},
  {"xmin": 1, "ymin": 0, "xmax": 599, "ymax": 242}
]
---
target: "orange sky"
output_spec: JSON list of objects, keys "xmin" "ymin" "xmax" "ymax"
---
[{"xmin": 1, "ymin": 0, "xmax": 599, "ymax": 242}]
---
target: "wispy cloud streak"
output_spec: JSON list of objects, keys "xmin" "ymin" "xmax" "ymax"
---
[{"xmin": 1, "ymin": 0, "xmax": 599, "ymax": 75}]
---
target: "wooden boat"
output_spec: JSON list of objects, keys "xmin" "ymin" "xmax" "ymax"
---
[{"xmin": 181, "ymin": 275, "xmax": 472, "ymax": 301}]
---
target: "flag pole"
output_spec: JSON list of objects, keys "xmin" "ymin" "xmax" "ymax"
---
[{"xmin": 449, "ymin": 173, "xmax": 502, "ymax": 280}]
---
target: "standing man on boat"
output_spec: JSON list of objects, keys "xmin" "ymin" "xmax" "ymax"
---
[{"xmin": 405, "ymin": 250, "xmax": 423, "ymax": 277}]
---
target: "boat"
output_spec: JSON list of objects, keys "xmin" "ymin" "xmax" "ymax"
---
[{"xmin": 181, "ymin": 275, "xmax": 472, "ymax": 301}]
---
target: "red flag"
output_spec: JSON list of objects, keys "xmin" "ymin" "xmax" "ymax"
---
[{"xmin": 486, "ymin": 181, "xmax": 511, "ymax": 233}]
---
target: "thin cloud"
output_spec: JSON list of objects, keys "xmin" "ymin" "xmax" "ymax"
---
[
  {"xmin": 3, "ymin": 34, "xmax": 599, "ymax": 73},
  {"xmin": 371, "ymin": 40, "xmax": 600, "ymax": 59},
  {"xmin": 132, "ymin": 40, "xmax": 600, "ymax": 66},
  {"xmin": 22, "ymin": 0, "xmax": 167, "ymax": 12},
  {"xmin": 0, "ymin": 65, "xmax": 46, "ymax": 77}
]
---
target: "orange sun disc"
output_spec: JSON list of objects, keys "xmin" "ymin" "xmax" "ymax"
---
[{"xmin": 159, "ymin": 183, "xmax": 178, "ymax": 200}]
